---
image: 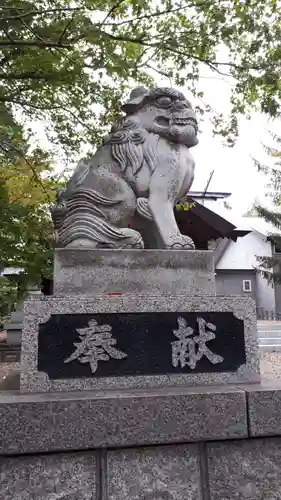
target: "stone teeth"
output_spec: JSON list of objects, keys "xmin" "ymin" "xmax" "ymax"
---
[{"xmin": 174, "ymin": 118, "xmax": 197, "ymax": 127}]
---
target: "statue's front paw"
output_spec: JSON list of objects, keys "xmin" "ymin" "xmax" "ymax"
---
[{"xmin": 165, "ymin": 234, "xmax": 195, "ymax": 250}]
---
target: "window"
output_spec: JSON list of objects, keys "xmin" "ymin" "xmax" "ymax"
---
[
  {"xmin": 274, "ymin": 243, "xmax": 281, "ymax": 254},
  {"xmin": 243, "ymin": 280, "xmax": 252, "ymax": 292}
]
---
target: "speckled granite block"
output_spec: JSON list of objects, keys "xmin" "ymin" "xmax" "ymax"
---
[
  {"xmin": 54, "ymin": 248, "xmax": 215, "ymax": 295},
  {"xmin": 246, "ymin": 382, "xmax": 281, "ymax": 436},
  {"xmin": 20, "ymin": 295, "xmax": 260, "ymax": 393},
  {"xmin": 207, "ymin": 438, "xmax": 281, "ymax": 500},
  {"xmin": 0, "ymin": 451, "xmax": 97, "ymax": 499},
  {"xmin": 107, "ymin": 444, "xmax": 202, "ymax": 500},
  {"xmin": 0, "ymin": 386, "xmax": 247, "ymax": 455}
]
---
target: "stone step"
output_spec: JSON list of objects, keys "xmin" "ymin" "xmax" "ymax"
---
[
  {"xmin": 258, "ymin": 338, "xmax": 281, "ymax": 345},
  {"xmin": 259, "ymin": 345, "xmax": 281, "ymax": 351}
]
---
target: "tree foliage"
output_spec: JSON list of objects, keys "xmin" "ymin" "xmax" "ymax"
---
[
  {"xmin": 0, "ymin": 127, "xmax": 59, "ymax": 321},
  {"xmin": 0, "ymin": 275, "xmax": 18, "ymax": 323},
  {"xmin": 1, "ymin": 0, "xmax": 281, "ymax": 158},
  {"xmin": 0, "ymin": 173, "xmax": 56, "ymax": 277},
  {"xmin": 255, "ymin": 204, "xmax": 281, "ymax": 286},
  {"xmin": 253, "ymin": 133, "xmax": 281, "ymax": 285},
  {"xmin": 0, "ymin": 165, "xmax": 58, "ymax": 320}
]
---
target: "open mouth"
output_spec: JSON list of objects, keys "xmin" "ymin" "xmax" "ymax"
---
[
  {"xmin": 155, "ymin": 115, "xmax": 198, "ymax": 133},
  {"xmin": 172, "ymin": 117, "xmax": 198, "ymax": 129}
]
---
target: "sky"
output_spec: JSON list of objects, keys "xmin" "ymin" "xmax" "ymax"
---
[{"xmin": 182, "ymin": 74, "xmax": 275, "ymax": 216}]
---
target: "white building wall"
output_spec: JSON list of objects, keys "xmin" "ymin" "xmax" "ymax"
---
[
  {"xmin": 217, "ymin": 231, "xmax": 270, "ymax": 270},
  {"xmin": 217, "ymin": 231, "xmax": 276, "ymax": 312}
]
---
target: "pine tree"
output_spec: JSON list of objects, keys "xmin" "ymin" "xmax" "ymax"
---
[{"xmin": 254, "ymin": 135, "xmax": 281, "ymax": 284}]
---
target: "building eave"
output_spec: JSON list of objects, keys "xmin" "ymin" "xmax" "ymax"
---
[{"xmin": 187, "ymin": 191, "xmax": 232, "ymax": 201}]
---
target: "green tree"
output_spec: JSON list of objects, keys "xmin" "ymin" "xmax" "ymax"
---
[
  {"xmin": 0, "ymin": 124, "xmax": 60, "ymax": 321},
  {"xmin": 253, "ymin": 135, "xmax": 281, "ymax": 284},
  {"xmin": 1, "ymin": 0, "xmax": 281, "ymax": 159},
  {"xmin": 0, "ymin": 186, "xmax": 53, "ymax": 318},
  {"xmin": 255, "ymin": 204, "xmax": 281, "ymax": 285},
  {"xmin": 0, "ymin": 275, "xmax": 18, "ymax": 324},
  {"xmin": 0, "ymin": 171, "xmax": 58, "ymax": 321}
]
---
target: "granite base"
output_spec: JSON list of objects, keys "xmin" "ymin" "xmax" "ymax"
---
[
  {"xmin": 20, "ymin": 294, "xmax": 260, "ymax": 393},
  {"xmin": 107, "ymin": 445, "xmax": 202, "ymax": 500},
  {"xmin": 0, "ymin": 452, "xmax": 97, "ymax": 500},
  {"xmin": 1, "ymin": 385, "xmax": 281, "ymax": 499},
  {"xmin": 54, "ymin": 248, "xmax": 215, "ymax": 295},
  {"xmin": 0, "ymin": 385, "xmax": 247, "ymax": 455},
  {"xmin": 207, "ymin": 438, "xmax": 281, "ymax": 500}
]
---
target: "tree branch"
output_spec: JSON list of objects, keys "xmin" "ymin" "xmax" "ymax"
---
[
  {"xmin": 0, "ymin": 40, "xmax": 71, "ymax": 48},
  {"xmin": 97, "ymin": 29, "xmax": 266, "ymax": 73},
  {"xmin": 146, "ymin": 63, "xmax": 172, "ymax": 79},
  {"xmin": 101, "ymin": 5, "xmax": 192, "ymax": 27},
  {"xmin": 2, "ymin": 27, "xmax": 15, "ymax": 44},
  {"xmin": 101, "ymin": 0, "xmax": 126, "ymax": 25},
  {"xmin": 0, "ymin": 142, "xmax": 52, "ymax": 203},
  {"xmin": 133, "ymin": 46, "xmax": 151, "ymax": 67},
  {"xmin": 0, "ymin": 7, "xmax": 82, "ymax": 22},
  {"xmin": 0, "ymin": 97, "xmax": 95, "ymax": 135},
  {"xmin": 0, "ymin": 71, "xmax": 62, "ymax": 80},
  {"xmin": 100, "ymin": 0, "xmax": 233, "ymax": 27},
  {"xmin": 58, "ymin": 15, "xmax": 76, "ymax": 43}
]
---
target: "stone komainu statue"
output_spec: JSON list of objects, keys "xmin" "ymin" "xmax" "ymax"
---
[{"xmin": 51, "ymin": 87, "xmax": 198, "ymax": 250}]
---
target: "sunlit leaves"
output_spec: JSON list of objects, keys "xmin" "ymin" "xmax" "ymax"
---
[
  {"xmin": 0, "ymin": 105, "xmax": 60, "ymax": 319},
  {"xmin": 0, "ymin": 170, "xmax": 55, "ymax": 320},
  {"xmin": 0, "ymin": 0, "xmax": 281, "ymax": 161}
]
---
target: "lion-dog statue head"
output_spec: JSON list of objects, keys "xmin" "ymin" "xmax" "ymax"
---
[{"xmin": 121, "ymin": 86, "xmax": 198, "ymax": 148}]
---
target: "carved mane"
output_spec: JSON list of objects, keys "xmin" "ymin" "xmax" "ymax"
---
[{"xmin": 102, "ymin": 117, "xmax": 157, "ymax": 180}]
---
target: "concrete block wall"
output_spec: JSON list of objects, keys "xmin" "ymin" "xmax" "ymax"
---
[{"xmin": 1, "ymin": 383, "xmax": 281, "ymax": 499}]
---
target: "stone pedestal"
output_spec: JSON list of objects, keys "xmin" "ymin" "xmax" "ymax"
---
[
  {"xmin": 2, "ymin": 384, "xmax": 281, "ymax": 499},
  {"xmin": 20, "ymin": 249, "xmax": 260, "ymax": 393},
  {"xmin": 54, "ymin": 248, "xmax": 216, "ymax": 295},
  {"xmin": 3, "ymin": 248, "xmax": 266, "ymax": 498}
]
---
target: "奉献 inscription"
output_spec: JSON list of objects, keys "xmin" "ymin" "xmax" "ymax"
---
[
  {"xmin": 64, "ymin": 319, "xmax": 127, "ymax": 373},
  {"xmin": 37, "ymin": 311, "xmax": 246, "ymax": 379},
  {"xmin": 171, "ymin": 317, "xmax": 224, "ymax": 369}
]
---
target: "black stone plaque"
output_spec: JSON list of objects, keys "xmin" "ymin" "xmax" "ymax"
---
[{"xmin": 37, "ymin": 312, "xmax": 246, "ymax": 379}]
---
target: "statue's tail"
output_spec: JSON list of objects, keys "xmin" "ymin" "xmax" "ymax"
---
[{"xmin": 52, "ymin": 188, "xmax": 143, "ymax": 249}]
